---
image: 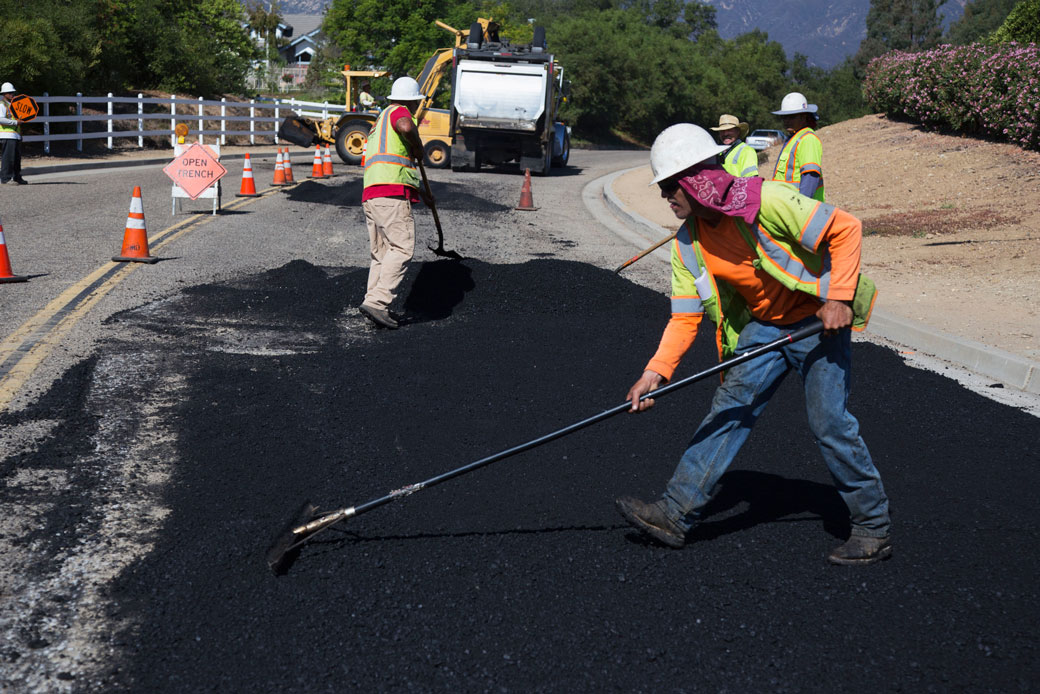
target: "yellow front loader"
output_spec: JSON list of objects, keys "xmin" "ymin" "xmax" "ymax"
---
[{"xmin": 279, "ymin": 20, "xmax": 487, "ymax": 168}]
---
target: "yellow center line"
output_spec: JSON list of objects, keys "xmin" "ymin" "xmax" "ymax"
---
[{"xmin": 0, "ymin": 183, "xmax": 291, "ymax": 411}]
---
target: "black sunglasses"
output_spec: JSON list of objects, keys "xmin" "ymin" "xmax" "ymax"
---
[{"xmin": 658, "ymin": 178, "xmax": 681, "ymax": 194}]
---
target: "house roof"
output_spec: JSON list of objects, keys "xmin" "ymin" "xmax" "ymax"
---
[{"xmin": 281, "ymin": 14, "xmax": 323, "ymax": 38}]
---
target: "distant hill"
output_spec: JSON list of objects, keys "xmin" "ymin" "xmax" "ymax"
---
[{"xmin": 273, "ymin": 0, "xmax": 967, "ymax": 69}]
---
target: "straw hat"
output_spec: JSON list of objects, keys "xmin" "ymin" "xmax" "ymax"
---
[{"xmin": 710, "ymin": 114, "xmax": 748, "ymax": 137}]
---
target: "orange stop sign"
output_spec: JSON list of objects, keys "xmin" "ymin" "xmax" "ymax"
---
[
  {"xmin": 10, "ymin": 95, "xmax": 38, "ymax": 121},
  {"xmin": 163, "ymin": 143, "xmax": 227, "ymax": 200}
]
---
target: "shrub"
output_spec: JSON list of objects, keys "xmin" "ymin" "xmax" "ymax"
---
[{"xmin": 863, "ymin": 42, "xmax": 1040, "ymax": 149}]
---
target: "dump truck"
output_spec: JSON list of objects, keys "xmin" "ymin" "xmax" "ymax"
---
[{"xmin": 449, "ymin": 22, "xmax": 571, "ymax": 174}]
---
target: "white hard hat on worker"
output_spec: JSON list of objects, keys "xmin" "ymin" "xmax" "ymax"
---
[
  {"xmin": 388, "ymin": 76, "xmax": 423, "ymax": 102},
  {"xmin": 648, "ymin": 123, "xmax": 729, "ymax": 185},
  {"xmin": 772, "ymin": 91, "xmax": 818, "ymax": 116},
  {"xmin": 0, "ymin": 82, "xmax": 15, "ymax": 95}
]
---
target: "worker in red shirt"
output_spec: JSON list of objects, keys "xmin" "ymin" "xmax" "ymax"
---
[
  {"xmin": 358, "ymin": 76, "xmax": 432, "ymax": 330},
  {"xmin": 616, "ymin": 124, "xmax": 891, "ymax": 565}
]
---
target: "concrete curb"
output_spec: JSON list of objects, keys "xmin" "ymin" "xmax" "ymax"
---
[{"xmin": 588, "ymin": 166, "xmax": 1040, "ymax": 395}]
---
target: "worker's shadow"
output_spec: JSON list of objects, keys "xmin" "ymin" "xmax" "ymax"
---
[
  {"xmin": 399, "ymin": 259, "xmax": 475, "ymax": 324},
  {"xmin": 685, "ymin": 469, "xmax": 851, "ymax": 542}
]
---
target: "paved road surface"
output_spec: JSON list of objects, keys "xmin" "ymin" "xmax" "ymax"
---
[{"xmin": 1, "ymin": 152, "xmax": 1037, "ymax": 692}]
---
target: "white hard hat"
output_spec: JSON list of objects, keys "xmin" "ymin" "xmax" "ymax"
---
[
  {"xmin": 772, "ymin": 91, "xmax": 818, "ymax": 116},
  {"xmin": 388, "ymin": 76, "xmax": 423, "ymax": 102},
  {"xmin": 649, "ymin": 123, "xmax": 729, "ymax": 185},
  {"xmin": 0, "ymin": 82, "xmax": 15, "ymax": 94}
]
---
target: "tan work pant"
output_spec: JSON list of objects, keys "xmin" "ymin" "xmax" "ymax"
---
[{"xmin": 362, "ymin": 197, "xmax": 415, "ymax": 310}]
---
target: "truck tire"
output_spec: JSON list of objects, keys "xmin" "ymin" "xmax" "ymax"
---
[
  {"xmin": 335, "ymin": 119, "xmax": 372, "ymax": 165},
  {"xmin": 552, "ymin": 132, "xmax": 570, "ymax": 168},
  {"xmin": 468, "ymin": 22, "xmax": 483, "ymax": 48},
  {"xmin": 424, "ymin": 140, "xmax": 450, "ymax": 169},
  {"xmin": 532, "ymin": 27, "xmax": 546, "ymax": 51}
]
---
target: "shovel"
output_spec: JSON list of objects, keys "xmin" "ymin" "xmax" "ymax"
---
[
  {"xmin": 418, "ymin": 160, "xmax": 463, "ymax": 260},
  {"xmin": 266, "ymin": 320, "xmax": 825, "ymax": 575}
]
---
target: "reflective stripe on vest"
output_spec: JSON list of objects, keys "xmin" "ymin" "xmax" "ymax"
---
[
  {"xmin": 363, "ymin": 108, "xmax": 418, "ymax": 188},
  {"xmin": 671, "ymin": 224, "xmax": 713, "ymax": 314},
  {"xmin": 724, "ymin": 143, "xmax": 757, "ymax": 177},
  {"xmin": 773, "ymin": 129, "xmax": 812, "ymax": 183},
  {"xmin": 741, "ymin": 202, "xmax": 838, "ymax": 298}
]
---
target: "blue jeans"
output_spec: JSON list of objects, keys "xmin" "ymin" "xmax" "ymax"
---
[{"xmin": 661, "ymin": 317, "xmax": 891, "ymax": 537}]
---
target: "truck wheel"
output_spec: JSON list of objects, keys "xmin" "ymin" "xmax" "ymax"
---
[
  {"xmin": 424, "ymin": 141, "xmax": 450, "ymax": 169},
  {"xmin": 552, "ymin": 133, "xmax": 570, "ymax": 168},
  {"xmin": 468, "ymin": 22, "xmax": 483, "ymax": 48},
  {"xmin": 532, "ymin": 27, "xmax": 546, "ymax": 50},
  {"xmin": 335, "ymin": 119, "xmax": 372, "ymax": 165}
]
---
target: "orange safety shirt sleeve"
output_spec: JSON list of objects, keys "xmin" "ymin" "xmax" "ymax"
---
[
  {"xmin": 814, "ymin": 206, "xmax": 862, "ymax": 302},
  {"xmin": 646, "ymin": 313, "xmax": 701, "ymax": 381}
]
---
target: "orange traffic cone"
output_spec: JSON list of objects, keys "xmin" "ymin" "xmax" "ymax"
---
[
  {"xmin": 309, "ymin": 145, "xmax": 325, "ymax": 178},
  {"xmin": 0, "ymin": 216, "xmax": 28, "ymax": 283},
  {"xmin": 282, "ymin": 147, "xmax": 295, "ymax": 183},
  {"xmin": 516, "ymin": 168, "xmax": 538, "ymax": 210},
  {"xmin": 272, "ymin": 149, "xmax": 286, "ymax": 186},
  {"xmin": 322, "ymin": 144, "xmax": 335, "ymax": 176},
  {"xmin": 113, "ymin": 186, "xmax": 159, "ymax": 264},
  {"xmin": 236, "ymin": 153, "xmax": 259, "ymax": 197}
]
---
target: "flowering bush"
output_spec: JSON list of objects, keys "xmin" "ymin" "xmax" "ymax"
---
[{"xmin": 863, "ymin": 43, "xmax": 1040, "ymax": 150}]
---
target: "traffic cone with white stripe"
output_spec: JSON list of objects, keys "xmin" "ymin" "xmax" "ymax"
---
[
  {"xmin": 0, "ymin": 216, "xmax": 28, "ymax": 283},
  {"xmin": 322, "ymin": 144, "xmax": 335, "ymax": 176},
  {"xmin": 236, "ymin": 153, "xmax": 259, "ymax": 197},
  {"xmin": 272, "ymin": 149, "xmax": 286, "ymax": 186},
  {"xmin": 309, "ymin": 145, "xmax": 325, "ymax": 178},
  {"xmin": 113, "ymin": 186, "xmax": 158, "ymax": 264},
  {"xmin": 282, "ymin": 147, "xmax": 295, "ymax": 183}
]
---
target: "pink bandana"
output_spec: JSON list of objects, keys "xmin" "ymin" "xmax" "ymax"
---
[{"xmin": 677, "ymin": 165, "xmax": 762, "ymax": 224}]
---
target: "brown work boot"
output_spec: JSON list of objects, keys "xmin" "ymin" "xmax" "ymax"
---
[
  {"xmin": 359, "ymin": 303, "xmax": 399, "ymax": 330},
  {"xmin": 827, "ymin": 534, "xmax": 892, "ymax": 566},
  {"xmin": 615, "ymin": 496, "xmax": 686, "ymax": 548}
]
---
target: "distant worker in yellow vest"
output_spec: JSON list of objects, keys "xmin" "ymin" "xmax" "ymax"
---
[
  {"xmin": 710, "ymin": 114, "xmax": 758, "ymax": 178},
  {"xmin": 358, "ymin": 81, "xmax": 377, "ymax": 112},
  {"xmin": 771, "ymin": 92, "xmax": 823, "ymax": 201},
  {"xmin": 359, "ymin": 76, "xmax": 432, "ymax": 330},
  {"xmin": 0, "ymin": 82, "xmax": 28, "ymax": 185}
]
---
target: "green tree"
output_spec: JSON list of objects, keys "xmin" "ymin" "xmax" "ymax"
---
[
  {"xmin": 946, "ymin": 0, "xmax": 1019, "ymax": 43},
  {"xmin": 989, "ymin": 0, "xmax": 1040, "ymax": 43},
  {"xmin": 0, "ymin": 0, "xmax": 102, "ymax": 95},
  {"xmin": 853, "ymin": 0, "xmax": 947, "ymax": 76}
]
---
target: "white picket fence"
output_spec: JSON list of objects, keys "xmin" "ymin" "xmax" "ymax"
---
[{"xmin": 23, "ymin": 93, "xmax": 349, "ymax": 153}]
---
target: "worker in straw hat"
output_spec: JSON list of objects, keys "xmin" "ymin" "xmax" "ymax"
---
[
  {"xmin": 615, "ymin": 123, "xmax": 891, "ymax": 566},
  {"xmin": 0, "ymin": 81, "xmax": 27, "ymax": 184},
  {"xmin": 358, "ymin": 76, "xmax": 433, "ymax": 330},
  {"xmin": 710, "ymin": 114, "xmax": 759, "ymax": 178},
  {"xmin": 771, "ymin": 91, "xmax": 823, "ymax": 201}
]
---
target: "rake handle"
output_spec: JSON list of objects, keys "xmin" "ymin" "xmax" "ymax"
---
[
  {"xmin": 417, "ymin": 159, "xmax": 445, "ymax": 248},
  {"xmin": 310, "ymin": 321, "xmax": 825, "ymax": 527},
  {"xmin": 614, "ymin": 231, "xmax": 678, "ymax": 273}
]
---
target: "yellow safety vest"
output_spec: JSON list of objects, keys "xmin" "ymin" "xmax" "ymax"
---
[
  {"xmin": 0, "ymin": 101, "xmax": 19, "ymax": 136},
  {"xmin": 363, "ymin": 107, "xmax": 419, "ymax": 190}
]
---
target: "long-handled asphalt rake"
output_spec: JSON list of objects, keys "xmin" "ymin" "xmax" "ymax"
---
[{"xmin": 266, "ymin": 320, "xmax": 825, "ymax": 574}]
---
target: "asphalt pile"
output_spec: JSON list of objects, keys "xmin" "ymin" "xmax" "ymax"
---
[{"xmin": 5, "ymin": 257, "xmax": 1039, "ymax": 691}]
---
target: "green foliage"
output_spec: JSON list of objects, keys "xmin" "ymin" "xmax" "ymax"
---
[
  {"xmin": 854, "ymin": 0, "xmax": 947, "ymax": 76},
  {"xmin": 989, "ymin": 0, "xmax": 1040, "ymax": 43},
  {"xmin": 0, "ymin": 0, "xmax": 255, "ymax": 96},
  {"xmin": 946, "ymin": 0, "xmax": 1019, "ymax": 44}
]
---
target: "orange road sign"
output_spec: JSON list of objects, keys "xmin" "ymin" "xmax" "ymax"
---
[
  {"xmin": 10, "ymin": 95, "xmax": 38, "ymax": 122},
  {"xmin": 163, "ymin": 142, "xmax": 227, "ymax": 200}
]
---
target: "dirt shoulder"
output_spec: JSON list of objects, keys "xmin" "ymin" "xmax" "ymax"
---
[{"xmin": 612, "ymin": 114, "xmax": 1040, "ymax": 362}]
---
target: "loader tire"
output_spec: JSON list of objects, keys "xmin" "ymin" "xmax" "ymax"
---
[
  {"xmin": 335, "ymin": 119, "xmax": 372, "ymax": 165},
  {"xmin": 424, "ymin": 140, "xmax": 450, "ymax": 169}
]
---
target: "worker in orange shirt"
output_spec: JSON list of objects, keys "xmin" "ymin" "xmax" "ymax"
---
[{"xmin": 616, "ymin": 124, "xmax": 891, "ymax": 566}]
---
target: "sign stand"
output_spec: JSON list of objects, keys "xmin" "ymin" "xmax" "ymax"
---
[{"xmin": 165, "ymin": 143, "xmax": 226, "ymax": 215}]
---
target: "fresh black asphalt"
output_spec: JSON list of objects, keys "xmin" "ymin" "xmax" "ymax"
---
[{"xmin": 3, "ymin": 256, "xmax": 1038, "ymax": 692}]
